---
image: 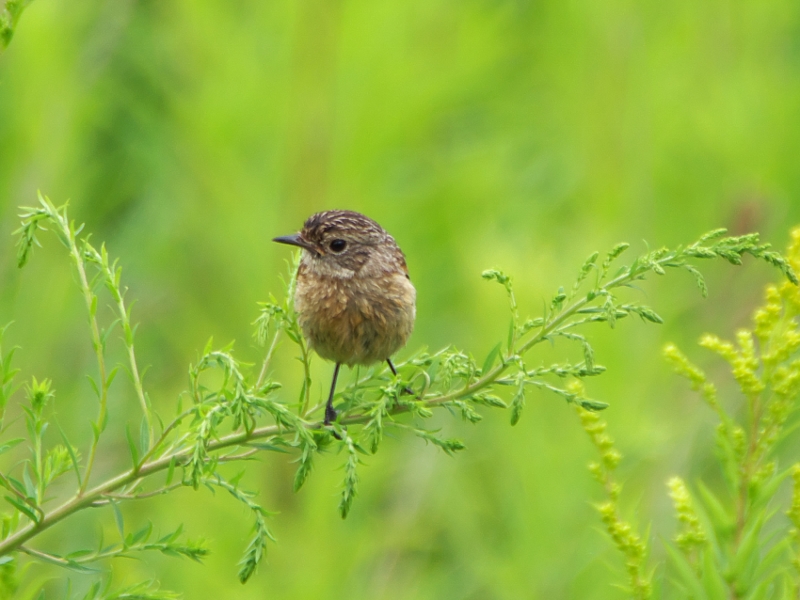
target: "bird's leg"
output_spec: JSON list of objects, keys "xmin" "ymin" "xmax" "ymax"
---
[
  {"xmin": 386, "ymin": 359, "xmax": 414, "ymax": 399},
  {"xmin": 386, "ymin": 359, "xmax": 398, "ymax": 377},
  {"xmin": 324, "ymin": 363, "xmax": 341, "ymax": 425}
]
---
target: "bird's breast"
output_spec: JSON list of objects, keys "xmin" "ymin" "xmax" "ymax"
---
[{"xmin": 294, "ymin": 268, "xmax": 416, "ymax": 366}]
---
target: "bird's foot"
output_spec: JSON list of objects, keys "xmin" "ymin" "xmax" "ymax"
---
[
  {"xmin": 324, "ymin": 403, "xmax": 338, "ymax": 426},
  {"xmin": 393, "ymin": 386, "xmax": 417, "ymax": 411}
]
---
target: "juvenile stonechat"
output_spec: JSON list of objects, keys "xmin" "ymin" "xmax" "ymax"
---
[{"xmin": 273, "ymin": 210, "xmax": 416, "ymax": 425}]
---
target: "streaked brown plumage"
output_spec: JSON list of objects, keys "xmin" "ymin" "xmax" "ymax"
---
[{"xmin": 273, "ymin": 210, "xmax": 416, "ymax": 424}]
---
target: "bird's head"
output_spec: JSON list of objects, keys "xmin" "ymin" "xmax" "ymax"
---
[{"xmin": 273, "ymin": 210, "xmax": 401, "ymax": 279}]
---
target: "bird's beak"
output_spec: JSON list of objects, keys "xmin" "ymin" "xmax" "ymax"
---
[{"xmin": 272, "ymin": 233, "xmax": 317, "ymax": 252}]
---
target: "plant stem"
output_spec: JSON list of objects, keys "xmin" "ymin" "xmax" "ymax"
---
[
  {"xmin": 421, "ymin": 260, "xmax": 641, "ymax": 409},
  {"xmin": 256, "ymin": 327, "xmax": 282, "ymax": 390},
  {"xmin": 87, "ymin": 243, "xmax": 152, "ymax": 442},
  {"xmin": 0, "ymin": 422, "xmax": 281, "ymax": 557},
  {"xmin": 115, "ymin": 283, "xmax": 152, "ymax": 446},
  {"xmin": 298, "ymin": 337, "xmax": 312, "ymax": 416},
  {"xmin": 60, "ymin": 219, "xmax": 109, "ymax": 496}
]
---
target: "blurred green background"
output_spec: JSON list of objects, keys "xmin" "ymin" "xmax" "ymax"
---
[{"xmin": 1, "ymin": 0, "xmax": 800, "ymax": 597}]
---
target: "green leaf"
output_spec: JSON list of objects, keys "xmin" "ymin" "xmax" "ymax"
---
[
  {"xmin": 165, "ymin": 456, "xmax": 176, "ymax": 486},
  {"xmin": 83, "ymin": 581, "xmax": 101, "ymax": 600},
  {"xmin": 140, "ymin": 416, "xmax": 150, "ymax": 458},
  {"xmin": 0, "ymin": 438, "xmax": 24, "ymax": 455},
  {"xmin": 293, "ymin": 447, "xmax": 313, "ymax": 493},
  {"xmin": 695, "ymin": 481, "xmax": 734, "ymax": 542},
  {"xmin": 510, "ymin": 380, "xmax": 525, "ymax": 426},
  {"xmin": 5, "ymin": 495, "xmax": 39, "ymax": 523},
  {"xmin": 603, "ymin": 242, "xmax": 630, "ymax": 274},
  {"xmin": 248, "ymin": 442, "xmax": 290, "ymax": 453},
  {"xmin": 699, "ymin": 228, "xmax": 728, "ymax": 243},
  {"xmin": 730, "ymin": 512, "xmax": 764, "ymax": 589},
  {"xmin": 127, "ymin": 521, "xmax": 153, "ymax": 546},
  {"xmin": 582, "ymin": 340, "xmax": 595, "ymax": 371},
  {"xmin": 100, "ymin": 319, "xmax": 121, "ymax": 350},
  {"xmin": 683, "ymin": 264, "xmax": 709, "ymax": 298},
  {"xmin": 338, "ymin": 439, "xmax": 359, "ymax": 519},
  {"xmin": 476, "ymin": 394, "xmax": 507, "ymax": 409},
  {"xmin": 86, "ymin": 375, "xmax": 100, "ymax": 399},
  {"xmin": 751, "ymin": 538, "xmax": 789, "ymax": 586},
  {"xmin": 31, "ymin": 550, "xmax": 96, "ymax": 573},
  {"xmin": 664, "ymin": 541, "xmax": 708, "ymax": 600},
  {"xmin": 112, "ymin": 501, "xmax": 125, "ymax": 539},
  {"xmin": 700, "ymin": 546, "xmax": 728, "ymax": 599},
  {"xmin": 22, "ymin": 464, "xmax": 35, "ymax": 499},
  {"xmin": 55, "ymin": 424, "xmax": 82, "ymax": 488},
  {"xmin": 105, "ymin": 365, "xmax": 120, "ymax": 389},
  {"xmin": 551, "ymin": 286, "xmax": 566, "ymax": 312},
  {"xmin": 579, "ymin": 399, "xmax": 609, "ymax": 411},
  {"xmin": 743, "ymin": 577, "xmax": 774, "ymax": 600},
  {"xmin": 125, "ymin": 425, "xmax": 139, "ymax": 467},
  {"xmin": 6, "ymin": 476, "xmax": 25, "ymax": 496},
  {"xmin": 481, "ymin": 343, "xmax": 502, "ymax": 376},
  {"xmin": 751, "ymin": 467, "xmax": 792, "ymax": 511},
  {"xmin": 632, "ymin": 305, "xmax": 664, "ymax": 324},
  {"xmin": 604, "ymin": 298, "xmax": 617, "ymax": 329}
]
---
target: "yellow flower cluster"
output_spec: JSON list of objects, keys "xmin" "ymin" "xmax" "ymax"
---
[
  {"xmin": 667, "ymin": 477, "xmax": 706, "ymax": 554},
  {"xmin": 661, "ymin": 226, "xmax": 800, "ymax": 581},
  {"xmin": 670, "ymin": 227, "xmax": 800, "ymax": 468},
  {"xmin": 577, "ymin": 406, "xmax": 622, "ymax": 497},
  {"xmin": 700, "ymin": 331, "xmax": 764, "ymax": 397},
  {"xmin": 662, "ymin": 343, "xmax": 719, "ymax": 410},
  {"xmin": 574, "ymin": 380, "xmax": 650, "ymax": 599}
]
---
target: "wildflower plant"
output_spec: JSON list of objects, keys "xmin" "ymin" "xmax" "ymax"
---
[
  {"xmin": 0, "ymin": 193, "xmax": 795, "ymax": 597},
  {"xmin": 582, "ymin": 227, "xmax": 800, "ymax": 599},
  {"xmin": 576, "ymin": 388, "xmax": 652, "ymax": 600}
]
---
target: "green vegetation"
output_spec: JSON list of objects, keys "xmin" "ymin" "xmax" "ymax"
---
[
  {"xmin": 0, "ymin": 193, "xmax": 795, "ymax": 597},
  {"xmin": 578, "ymin": 228, "xmax": 800, "ymax": 598},
  {"xmin": 2, "ymin": 0, "xmax": 800, "ymax": 597}
]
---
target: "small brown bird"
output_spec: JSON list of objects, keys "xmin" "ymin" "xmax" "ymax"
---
[{"xmin": 273, "ymin": 210, "xmax": 416, "ymax": 425}]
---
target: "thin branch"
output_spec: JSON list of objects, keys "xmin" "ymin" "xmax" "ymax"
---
[
  {"xmin": 19, "ymin": 545, "xmax": 72, "ymax": 566},
  {"xmin": 256, "ymin": 327, "xmax": 282, "ymax": 391},
  {"xmin": 45, "ymin": 207, "xmax": 111, "ymax": 496},
  {"xmin": 137, "ymin": 405, "xmax": 197, "ymax": 467},
  {"xmin": 97, "ymin": 482, "xmax": 184, "ymax": 503}
]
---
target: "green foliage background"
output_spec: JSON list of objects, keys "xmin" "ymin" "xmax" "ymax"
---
[{"xmin": 1, "ymin": 0, "xmax": 800, "ymax": 597}]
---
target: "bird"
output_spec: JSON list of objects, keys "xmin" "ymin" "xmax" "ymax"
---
[{"xmin": 273, "ymin": 210, "xmax": 416, "ymax": 425}]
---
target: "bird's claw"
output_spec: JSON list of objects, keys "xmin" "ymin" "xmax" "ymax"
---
[
  {"xmin": 324, "ymin": 403, "xmax": 338, "ymax": 426},
  {"xmin": 324, "ymin": 411, "xmax": 344, "ymax": 441}
]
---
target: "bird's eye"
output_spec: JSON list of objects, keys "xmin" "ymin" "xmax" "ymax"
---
[{"xmin": 329, "ymin": 239, "xmax": 347, "ymax": 253}]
